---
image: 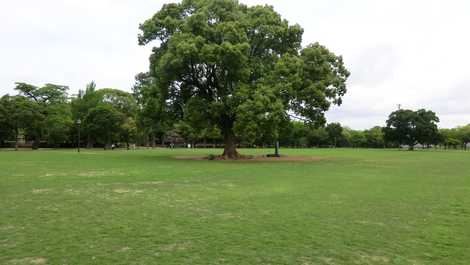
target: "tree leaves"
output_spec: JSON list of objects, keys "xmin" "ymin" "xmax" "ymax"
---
[
  {"xmin": 138, "ymin": 0, "xmax": 350, "ymax": 149},
  {"xmin": 384, "ymin": 109, "xmax": 440, "ymax": 148}
]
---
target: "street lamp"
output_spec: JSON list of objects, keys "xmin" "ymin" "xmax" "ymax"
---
[{"xmin": 77, "ymin": 119, "xmax": 81, "ymax": 153}]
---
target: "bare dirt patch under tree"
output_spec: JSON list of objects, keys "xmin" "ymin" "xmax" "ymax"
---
[{"xmin": 174, "ymin": 155, "xmax": 325, "ymax": 162}]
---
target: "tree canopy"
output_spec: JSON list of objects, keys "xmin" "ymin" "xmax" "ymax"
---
[
  {"xmin": 137, "ymin": 0, "xmax": 350, "ymax": 158},
  {"xmin": 326, "ymin": 123, "xmax": 343, "ymax": 147},
  {"xmin": 72, "ymin": 82, "xmax": 137, "ymax": 149},
  {"xmin": 14, "ymin": 82, "xmax": 70, "ymax": 149},
  {"xmin": 383, "ymin": 109, "xmax": 440, "ymax": 150}
]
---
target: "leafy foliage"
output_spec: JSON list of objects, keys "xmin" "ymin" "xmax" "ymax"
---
[
  {"xmin": 84, "ymin": 105, "xmax": 124, "ymax": 147},
  {"xmin": 0, "ymin": 95, "xmax": 17, "ymax": 143},
  {"xmin": 72, "ymin": 82, "xmax": 138, "ymax": 148},
  {"xmin": 384, "ymin": 109, "xmax": 440, "ymax": 150},
  {"xmin": 439, "ymin": 124, "xmax": 470, "ymax": 149},
  {"xmin": 14, "ymin": 83, "xmax": 70, "ymax": 149},
  {"xmin": 138, "ymin": 0, "xmax": 350, "ymax": 157},
  {"xmin": 326, "ymin": 122, "xmax": 343, "ymax": 147}
]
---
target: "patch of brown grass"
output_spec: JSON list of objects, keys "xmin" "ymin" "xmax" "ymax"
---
[
  {"xmin": 356, "ymin": 252, "xmax": 391, "ymax": 264},
  {"xmin": 32, "ymin": 189, "xmax": 51, "ymax": 194},
  {"xmin": 112, "ymin": 188, "xmax": 143, "ymax": 194},
  {"xmin": 8, "ymin": 257, "xmax": 47, "ymax": 265},
  {"xmin": 158, "ymin": 241, "xmax": 191, "ymax": 252}
]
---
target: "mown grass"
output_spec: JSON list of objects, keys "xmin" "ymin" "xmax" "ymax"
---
[{"xmin": 1, "ymin": 148, "xmax": 469, "ymax": 264}]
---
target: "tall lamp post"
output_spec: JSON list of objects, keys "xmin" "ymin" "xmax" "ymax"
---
[{"xmin": 77, "ymin": 119, "xmax": 81, "ymax": 153}]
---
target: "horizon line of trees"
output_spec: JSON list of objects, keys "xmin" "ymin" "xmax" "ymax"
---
[
  {"xmin": 3, "ymin": 1, "xmax": 468, "ymax": 154},
  {"xmin": 0, "ymin": 82, "xmax": 469, "ymax": 150}
]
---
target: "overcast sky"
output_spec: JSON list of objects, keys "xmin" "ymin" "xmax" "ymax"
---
[{"xmin": 1, "ymin": 0, "xmax": 469, "ymax": 129}]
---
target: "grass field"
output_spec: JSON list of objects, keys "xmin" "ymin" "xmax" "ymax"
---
[{"xmin": 1, "ymin": 148, "xmax": 469, "ymax": 265}]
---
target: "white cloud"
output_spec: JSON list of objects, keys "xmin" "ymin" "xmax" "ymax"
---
[{"xmin": 1, "ymin": 0, "xmax": 469, "ymax": 128}]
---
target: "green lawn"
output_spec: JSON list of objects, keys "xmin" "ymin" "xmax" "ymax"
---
[{"xmin": 1, "ymin": 148, "xmax": 469, "ymax": 265}]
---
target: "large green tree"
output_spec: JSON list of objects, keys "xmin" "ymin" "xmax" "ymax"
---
[
  {"xmin": 326, "ymin": 122, "xmax": 343, "ymax": 147},
  {"xmin": 120, "ymin": 117, "xmax": 138, "ymax": 149},
  {"xmin": 14, "ymin": 83, "xmax": 69, "ymax": 149},
  {"xmin": 71, "ymin": 82, "xmax": 101, "ymax": 147},
  {"xmin": 84, "ymin": 105, "xmax": 124, "ymax": 148},
  {"xmin": 72, "ymin": 83, "xmax": 138, "ymax": 148},
  {"xmin": 384, "ymin": 109, "xmax": 440, "ymax": 150},
  {"xmin": 0, "ymin": 95, "xmax": 49, "ymax": 150},
  {"xmin": 364, "ymin": 126, "xmax": 385, "ymax": 148},
  {"xmin": 133, "ymin": 73, "xmax": 171, "ymax": 146},
  {"xmin": 456, "ymin": 124, "xmax": 470, "ymax": 150},
  {"xmin": 342, "ymin": 127, "xmax": 365, "ymax": 148},
  {"xmin": 138, "ymin": 0, "xmax": 349, "ymax": 158},
  {"xmin": 439, "ymin": 128, "xmax": 461, "ymax": 149},
  {"xmin": 0, "ymin": 95, "xmax": 19, "ymax": 146}
]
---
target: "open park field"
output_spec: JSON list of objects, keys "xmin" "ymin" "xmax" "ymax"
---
[{"xmin": 1, "ymin": 148, "xmax": 469, "ymax": 264}]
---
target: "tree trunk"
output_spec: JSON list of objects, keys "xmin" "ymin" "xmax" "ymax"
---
[
  {"xmin": 32, "ymin": 136, "xmax": 40, "ymax": 150},
  {"xmin": 14, "ymin": 130, "xmax": 18, "ymax": 151},
  {"xmin": 145, "ymin": 135, "xmax": 150, "ymax": 148},
  {"xmin": 222, "ymin": 130, "xmax": 239, "ymax": 159},
  {"xmin": 87, "ymin": 136, "xmax": 94, "ymax": 148},
  {"xmin": 151, "ymin": 134, "xmax": 156, "ymax": 148},
  {"xmin": 274, "ymin": 141, "xmax": 280, "ymax": 157}
]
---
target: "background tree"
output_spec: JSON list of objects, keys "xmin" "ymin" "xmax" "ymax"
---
[
  {"xmin": 72, "ymin": 83, "xmax": 138, "ymax": 148},
  {"xmin": 84, "ymin": 105, "xmax": 124, "ymax": 149},
  {"xmin": 173, "ymin": 121, "xmax": 198, "ymax": 146},
  {"xmin": 138, "ymin": 0, "xmax": 349, "ymax": 158},
  {"xmin": 133, "ymin": 73, "xmax": 169, "ymax": 147},
  {"xmin": 439, "ymin": 128, "xmax": 461, "ymax": 149},
  {"xmin": 44, "ymin": 103, "xmax": 73, "ymax": 147},
  {"xmin": 308, "ymin": 127, "xmax": 329, "ymax": 147},
  {"xmin": 415, "ymin": 109, "xmax": 440, "ymax": 147},
  {"xmin": 72, "ymin": 82, "xmax": 101, "ymax": 147},
  {"xmin": 0, "ymin": 95, "xmax": 48, "ymax": 150},
  {"xmin": 120, "ymin": 117, "xmax": 138, "ymax": 149},
  {"xmin": 96, "ymin": 89, "xmax": 137, "ymax": 117},
  {"xmin": 343, "ymin": 127, "xmax": 366, "ymax": 148},
  {"xmin": 384, "ymin": 109, "xmax": 416, "ymax": 149},
  {"xmin": 14, "ymin": 83, "xmax": 69, "ymax": 149},
  {"xmin": 456, "ymin": 125, "xmax": 470, "ymax": 150},
  {"xmin": 199, "ymin": 126, "xmax": 222, "ymax": 147},
  {"xmin": 289, "ymin": 121, "xmax": 310, "ymax": 147},
  {"xmin": 0, "ymin": 95, "xmax": 16, "ymax": 146},
  {"xmin": 384, "ymin": 109, "xmax": 439, "ymax": 150},
  {"xmin": 364, "ymin": 126, "xmax": 385, "ymax": 148},
  {"xmin": 326, "ymin": 123, "xmax": 343, "ymax": 147}
]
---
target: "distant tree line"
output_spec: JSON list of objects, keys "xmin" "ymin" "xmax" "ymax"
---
[
  {"xmin": 3, "ymin": 1, "xmax": 468, "ymax": 153},
  {"xmin": 0, "ymin": 82, "xmax": 469, "ymax": 150},
  {"xmin": 0, "ymin": 82, "xmax": 138, "ymax": 150}
]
